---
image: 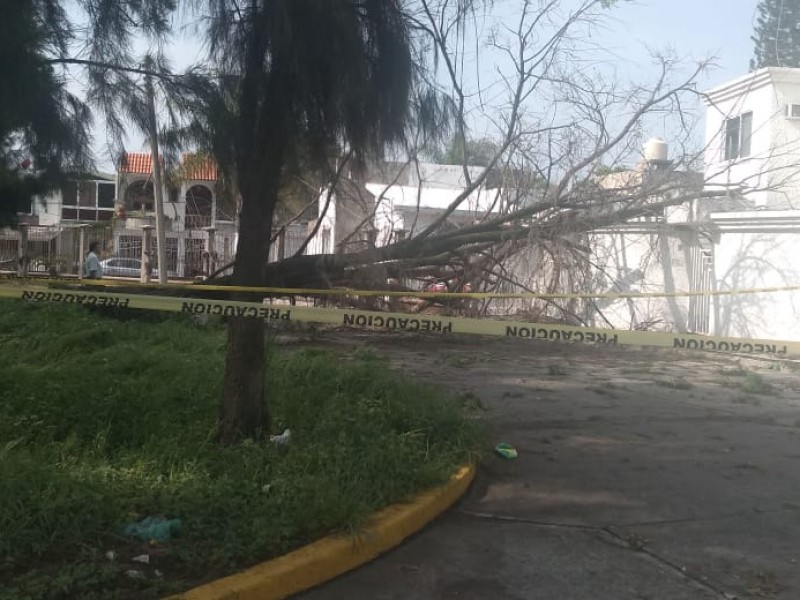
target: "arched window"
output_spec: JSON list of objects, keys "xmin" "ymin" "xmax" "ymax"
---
[
  {"xmin": 185, "ymin": 185, "xmax": 213, "ymax": 229},
  {"xmin": 124, "ymin": 180, "xmax": 155, "ymax": 212}
]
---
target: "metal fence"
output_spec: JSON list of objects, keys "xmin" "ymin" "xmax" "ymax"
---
[
  {"xmin": 269, "ymin": 224, "xmax": 308, "ymax": 263},
  {"xmin": 1, "ymin": 223, "xmax": 236, "ymax": 279},
  {"xmin": 0, "ymin": 224, "xmax": 114, "ymax": 275},
  {"xmin": 2, "ymin": 220, "xmax": 317, "ymax": 279}
]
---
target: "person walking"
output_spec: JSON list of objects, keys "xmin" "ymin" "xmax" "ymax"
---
[{"xmin": 83, "ymin": 242, "xmax": 103, "ymax": 279}]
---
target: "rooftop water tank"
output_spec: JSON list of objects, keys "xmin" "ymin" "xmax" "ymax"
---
[{"xmin": 643, "ymin": 137, "xmax": 669, "ymax": 164}]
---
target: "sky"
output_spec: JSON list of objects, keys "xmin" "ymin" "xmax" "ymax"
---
[
  {"xmin": 86, "ymin": 0, "xmax": 761, "ymax": 170},
  {"xmin": 604, "ymin": 0, "xmax": 758, "ymax": 88}
]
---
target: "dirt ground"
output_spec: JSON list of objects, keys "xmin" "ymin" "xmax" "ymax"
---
[{"xmin": 296, "ymin": 332, "xmax": 800, "ymax": 600}]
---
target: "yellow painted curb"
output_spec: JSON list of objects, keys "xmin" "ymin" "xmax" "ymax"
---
[{"xmin": 168, "ymin": 465, "xmax": 476, "ymax": 600}]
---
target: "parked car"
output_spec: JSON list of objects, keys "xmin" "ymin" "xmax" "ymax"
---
[{"xmin": 99, "ymin": 257, "xmax": 158, "ymax": 279}]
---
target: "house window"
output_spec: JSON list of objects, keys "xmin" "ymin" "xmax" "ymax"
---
[
  {"xmin": 215, "ymin": 195, "xmax": 236, "ymax": 222},
  {"xmin": 98, "ymin": 183, "xmax": 115, "ymax": 208},
  {"xmin": 724, "ymin": 112, "xmax": 752, "ymax": 160},
  {"xmin": 61, "ymin": 180, "xmax": 116, "ymax": 221},
  {"xmin": 185, "ymin": 185, "xmax": 213, "ymax": 229},
  {"xmin": 125, "ymin": 181, "xmax": 155, "ymax": 212},
  {"xmin": 17, "ymin": 197, "xmax": 33, "ymax": 215}
]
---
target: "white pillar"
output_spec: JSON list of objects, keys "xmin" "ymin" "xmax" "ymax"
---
[
  {"xmin": 141, "ymin": 225, "xmax": 153, "ymax": 283},
  {"xmin": 17, "ymin": 224, "xmax": 29, "ymax": 277},
  {"xmin": 77, "ymin": 225, "xmax": 86, "ymax": 280},
  {"xmin": 204, "ymin": 226, "xmax": 217, "ymax": 277}
]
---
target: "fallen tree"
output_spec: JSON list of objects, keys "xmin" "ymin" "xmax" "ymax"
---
[{"xmin": 205, "ymin": 1, "xmax": 734, "ymax": 302}]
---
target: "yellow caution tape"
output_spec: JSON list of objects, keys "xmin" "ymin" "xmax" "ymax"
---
[
  {"xmin": 2, "ymin": 273, "xmax": 800, "ymax": 300},
  {"xmin": 2, "ymin": 284, "xmax": 798, "ymax": 356}
]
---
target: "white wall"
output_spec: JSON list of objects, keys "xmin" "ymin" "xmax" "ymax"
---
[
  {"xmin": 767, "ymin": 73, "xmax": 800, "ymax": 208},
  {"xmin": 409, "ymin": 163, "xmax": 487, "ymax": 189},
  {"xmin": 367, "ymin": 183, "xmax": 504, "ymax": 246},
  {"xmin": 33, "ymin": 190, "xmax": 62, "ymax": 226},
  {"xmin": 306, "ymin": 181, "xmax": 505, "ymax": 253},
  {"xmin": 703, "ymin": 69, "xmax": 800, "ymax": 342},
  {"xmin": 587, "ymin": 226, "xmax": 695, "ymax": 332},
  {"xmin": 705, "ymin": 68, "xmax": 800, "ymax": 209},
  {"xmin": 711, "ymin": 211, "xmax": 800, "ymax": 341},
  {"xmin": 305, "ymin": 190, "xmax": 337, "ymax": 255}
]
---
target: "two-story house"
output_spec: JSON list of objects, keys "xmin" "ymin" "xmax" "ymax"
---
[
  {"xmin": 0, "ymin": 172, "xmax": 118, "ymax": 274},
  {"xmin": 703, "ymin": 67, "xmax": 800, "ymax": 341},
  {"xmin": 115, "ymin": 152, "xmax": 237, "ymax": 277}
]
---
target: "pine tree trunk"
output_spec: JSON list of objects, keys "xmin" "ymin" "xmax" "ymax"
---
[
  {"xmin": 218, "ymin": 171, "xmax": 277, "ymax": 443},
  {"xmin": 219, "ymin": 315, "xmax": 267, "ymax": 442}
]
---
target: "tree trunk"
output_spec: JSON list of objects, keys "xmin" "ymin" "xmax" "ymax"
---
[
  {"xmin": 219, "ymin": 315, "xmax": 267, "ymax": 442},
  {"xmin": 218, "ymin": 171, "xmax": 277, "ymax": 443}
]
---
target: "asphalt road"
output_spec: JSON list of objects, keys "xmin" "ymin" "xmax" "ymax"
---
[{"xmin": 300, "ymin": 336, "xmax": 800, "ymax": 600}]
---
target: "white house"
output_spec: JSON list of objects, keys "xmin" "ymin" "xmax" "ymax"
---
[
  {"xmin": 32, "ymin": 173, "xmax": 117, "ymax": 227},
  {"xmin": 703, "ymin": 68, "xmax": 800, "ymax": 341},
  {"xmin": 493, "ymin": 152, "xmax": 713, "ymax": 332},
  {"xmin": 306, "ymin": 161, "xmax": 506, "ymax": 255},
  {"xmin": 115, "ymin": 152, "xmax": 238, "ymax": 277},
  {"xmin": 4, "ymin": 153, "xmax": 239, "ymax": 278},
  {"xmin": 532, "ymin": 69, "xmax": 800, "ymax": 340}
]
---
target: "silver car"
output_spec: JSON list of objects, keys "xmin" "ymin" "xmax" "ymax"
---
[{"xmin": 99, "ymin": 257, "xmax": 158, "ymax": 279}]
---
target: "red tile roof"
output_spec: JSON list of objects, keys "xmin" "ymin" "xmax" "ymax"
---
[
  {"xmin": 118, "ymin": 152, "xmax": 218, "ymax": 181},
  {"xmin": 119, "ymin": 152, "xmax": 154, "ymax": 174},
  {"xmin": 180, "ymin": 153, "xmax": 218, "ymax": 181}
]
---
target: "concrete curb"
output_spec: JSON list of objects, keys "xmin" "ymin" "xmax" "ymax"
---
[{"xmin": 169, "ymin": 465, "xmax": 476, "ymax": 600}]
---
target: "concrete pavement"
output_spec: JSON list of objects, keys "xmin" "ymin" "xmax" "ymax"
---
[{"xmin": 300, "ymin": 337, "xmax": 800, "ymax": 599}]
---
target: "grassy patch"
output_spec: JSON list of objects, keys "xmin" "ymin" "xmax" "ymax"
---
[
  {"xmin": 619, "ymin": 366, "xmax": 654, "ymax": 376},
  {"xmin": 740, "ymin": 371, "xmax": 777, "ymax": 395},
  {"xmin": 437, "ymin": 351, "xmax": 470, "ymax": 367},
  {"xmin": 436, "ymin": 351, "xmax": 494, "ymax": 368},
  {"xmin": 349, "ymin": 345, "xmax": 389, "ymax": 364},
  {"xmin": 547, "ymin": 363, "xmax": 569, "ymax": 377},
  {"xmin": 0, "ymin": 300, "xmax": 483, "ymax": 599},
  {"xmin": 716, "ymin": 365, "xmax": 747, "ymax": 377},
  {"xmin": 585, "ymin": 381, "xmax": 620, "ymax": 398},
  {"xmin": 654, "ymin": 378, "xmax": 693, "ymax": 390}
]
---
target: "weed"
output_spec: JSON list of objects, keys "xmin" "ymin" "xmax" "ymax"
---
[
  {"xmin": 0, "ymin": 300, "xmax": 484, "ymax": 598},
  {"xmin": 351, "ymin": 346, "xmax": 388, "ymax": 363},
  {"xmin": 717, "ymin": 365, "xmax": 747, "ymax": 377},
  {"xmin": 733, "ymin": 395, "xmax": 762, "ymax": 406},
  {"xmin": 437, "ymin": 351, "xmax": 470, "ymax": 367},
  {"xmin": 683, "ymin": 351, "xmax": 712, "ymax": 361},
  {"xmin": 584, "ymin": 382, "xmax": 619, "ymax": 397},
  {"xmin": 784, "ymin": 360, "xmax": 800, "ymax": 373},
  {"xmin": 655, "ymin": 378, "xmax": 693, "ymax": 390},
  {"xmin": 619, "ymin": 366, "xmax": 653, "ymax": 376},
  {"xmin": 547, "ymin": 364, "xmax": 569, "ymax": 377},
  {"xmin": 456, "ymin": 391, "xmax": 485, "ymax": 411},
  {"xmin": 740, "ymin": 372, "xmax": 777, "ymax": 395},
  {"xmin": 718, "ymin": 380, "xmax": 740, "ymax": 389}
]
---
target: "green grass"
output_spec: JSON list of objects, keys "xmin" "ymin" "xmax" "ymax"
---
[{"xmin": 0, "ymin": 300, "xmax": 483, "ymax": 599}]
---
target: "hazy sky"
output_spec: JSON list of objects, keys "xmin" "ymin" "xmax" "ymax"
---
[
  {"xmin": 605, "ymin": 0, "xmax": 758, "ymax": 88},
  {"xmin": 88, "ymin": 0, "xmax": 760, "ymax": 169}
]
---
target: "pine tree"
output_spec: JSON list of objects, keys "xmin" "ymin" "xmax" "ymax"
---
[
  {"xmin": 752, "ymin": 0, "xmax": 800, "ymax": 69},
  {"xmin": 0, "ymin": 1, "xmax": 92, "ymax": 226}
]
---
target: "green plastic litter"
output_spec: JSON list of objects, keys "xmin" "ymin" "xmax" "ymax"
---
[
  {"xmin": 495, "ymin": 442, "xmax": 518, "ymax": 459},
  {"xmin": 122, "ymin": 516, "xmax": 182, "ymax": 542}
]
